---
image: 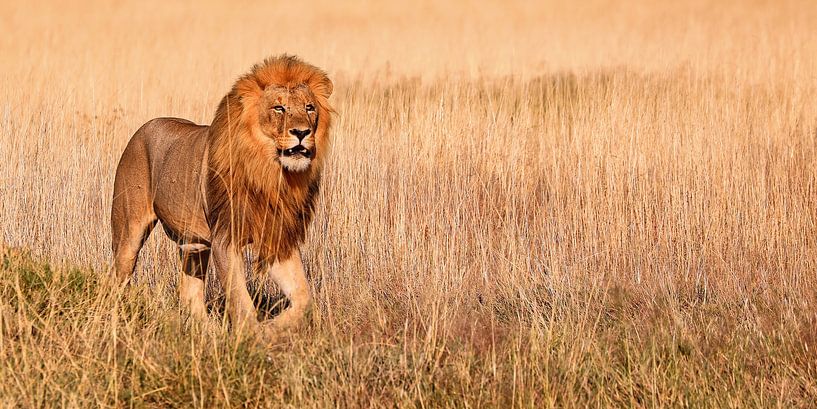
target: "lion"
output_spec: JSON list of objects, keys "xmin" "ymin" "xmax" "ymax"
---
[{"xmin": 110, "ymin": 55, "xmax": 333, "ymax": 337}]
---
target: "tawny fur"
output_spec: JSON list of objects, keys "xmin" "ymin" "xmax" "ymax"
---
[{"xmin": 110, "ymin": 55, "xmax": 333, "ymax": 334}]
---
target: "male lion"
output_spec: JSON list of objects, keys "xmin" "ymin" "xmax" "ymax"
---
[{"xmin": 111, "ymin": 55, "xmax": 333, "ymax": 336}]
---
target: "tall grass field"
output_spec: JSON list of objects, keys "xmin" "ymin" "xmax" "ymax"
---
[{"xmin": 1, "ymin": 0, "xmax": 817, "ymax": 406}]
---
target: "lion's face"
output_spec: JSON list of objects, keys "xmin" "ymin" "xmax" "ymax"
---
[{"xmin": 257, "ymin": 84, "xmax": 321, "ymax": 172}]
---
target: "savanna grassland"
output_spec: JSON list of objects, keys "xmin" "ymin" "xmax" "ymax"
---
[{"xmin": 2, "ymin": 0, "xmax": 817, "ymax": 407}]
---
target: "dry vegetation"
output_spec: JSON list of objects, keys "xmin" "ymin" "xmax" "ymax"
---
[{"xmin": 2, "ymin": 0, "xmax": 817, "ymax": 407}]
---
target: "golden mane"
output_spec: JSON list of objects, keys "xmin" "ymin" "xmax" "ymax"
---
[{"xmin": 206, "ymin": 55, "xmax": 333, "ymax": 262}]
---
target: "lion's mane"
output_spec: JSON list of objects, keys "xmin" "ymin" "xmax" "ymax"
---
[{"xmin": 206, "ymin": 55, "xmax": 333, "ymax": 262}]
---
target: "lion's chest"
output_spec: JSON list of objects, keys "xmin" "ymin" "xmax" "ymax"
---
[{"xmin": 218, "ymin": 178, "xmax": 320, "ymax": 261}]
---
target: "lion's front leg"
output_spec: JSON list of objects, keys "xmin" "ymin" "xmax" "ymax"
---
[
  {"xmin": 211, "ymin": 240, "xmax": 258, "ymax": 333},
  {"xmin": 264, "ymin": 250, "xmax": 312, "ymax": 332}
]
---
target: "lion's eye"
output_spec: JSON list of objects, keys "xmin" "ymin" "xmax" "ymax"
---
[
  {"xmin": 273, "ymin": 105, "xmax": 286, "ymax": 113},
  {"xmin": 305, "ymin": 104, "xmax": 315, "ymax": 112}
]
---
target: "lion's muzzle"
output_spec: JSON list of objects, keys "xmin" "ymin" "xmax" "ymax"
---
[
  {"xmin": 277, "ymin": 144, "xmax": 314, "ymax": 172},
  {"xmin": 279, "ymin": 145, "xmax": 313, "ymax": 158}
]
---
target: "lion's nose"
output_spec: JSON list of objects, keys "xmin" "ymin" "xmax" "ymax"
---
[{"xmin": 288, "ymin": 128, "xmax": 311, "ymax": 140}]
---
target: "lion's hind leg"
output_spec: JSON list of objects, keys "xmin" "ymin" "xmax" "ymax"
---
[
  {"xmin": 179, "ymin": 245, "xmax": 210, "ymax": 320},
  {"xmin": 111, "ymin": 132, "xmax": 156, "ymax": 284},
  {"xmin": 110, "ymin": 205, "xmax": 157, "ymax": 284}
]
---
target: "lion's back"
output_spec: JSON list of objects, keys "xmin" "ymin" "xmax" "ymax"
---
[{"xmin": 114, "ymin": 117, "xmax": 212, "ymax": 243}]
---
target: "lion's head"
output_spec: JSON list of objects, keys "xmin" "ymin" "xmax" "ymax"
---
[
  {"xmin": 211, "ymin": 55, "xmax": 333, "ymax": 174},
  {"xmin": 258, "ymin": 84, "xmax": 320, "ymax": 172},
  {"xmin": 258, "ymin": 84, "xmax": 323, "ymax": 172}
]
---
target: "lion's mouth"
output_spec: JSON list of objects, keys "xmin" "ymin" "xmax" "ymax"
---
[{"xmin": 279, "ymin": 145, "xmax": 313, "ymax": 159}]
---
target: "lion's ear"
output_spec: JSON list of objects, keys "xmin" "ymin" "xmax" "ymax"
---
[
  {"xmin": 311, "ymin": 75, "xmax": 333, "ymax": 99},
  {"xmin": 234, "ymin": 77, "xmax": 264, "ymax": 105}
]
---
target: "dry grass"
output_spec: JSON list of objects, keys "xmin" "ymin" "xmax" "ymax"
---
[{"xmin": 2, "ymin": 0, "xmax": 817, "ymax": 407}]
